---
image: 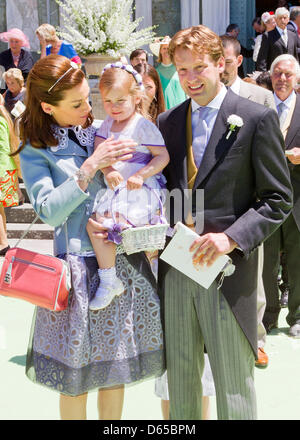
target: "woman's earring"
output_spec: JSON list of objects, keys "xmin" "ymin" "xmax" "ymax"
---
[{"xmin": 50, "ymin": 111, "xmax": 54, "ymax": 116}]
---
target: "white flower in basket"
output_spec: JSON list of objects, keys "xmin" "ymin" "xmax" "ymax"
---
[
  {"xmin": 226, "ymin": 115, "xmax": 244, "ymax": 139},
  {"xmin": 55, "ymin": 0, "xmax": 157, "ymax": 57}
]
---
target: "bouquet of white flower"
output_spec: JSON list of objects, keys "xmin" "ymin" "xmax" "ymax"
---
[{"xmin": 55, "ymin": 0, "xmax": 156, "ymax": 57}]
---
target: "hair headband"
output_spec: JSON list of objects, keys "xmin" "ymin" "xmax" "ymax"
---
[
  {"xmin": 47, "ymin": 61, "xmax": 79, "ymax": 94},
  {"xmin": 102, "ymin": 61, "xmax": 145, "ymax": 91}
]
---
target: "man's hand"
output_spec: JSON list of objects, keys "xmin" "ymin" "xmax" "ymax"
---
[
  {"xmin": 189, "ymin": 232, "xmax": 238, "ymax": 267},
  {"xmin": 285, "ymin": 147, "xmax": 300, "ymax": 165}
]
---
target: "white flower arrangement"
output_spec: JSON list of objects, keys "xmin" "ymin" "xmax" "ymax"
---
[
  {"xmin": 226, "ymin": 115, "xmax": 244, "ymax": 139},
  {"xmin": 55, "ymin": 0, "xmax": 156, "ymax": 57}
]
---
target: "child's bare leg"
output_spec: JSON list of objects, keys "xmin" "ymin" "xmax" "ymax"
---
[{"xmin": 86, "ymin": 217, "xmax": 116, "ymax": 269}]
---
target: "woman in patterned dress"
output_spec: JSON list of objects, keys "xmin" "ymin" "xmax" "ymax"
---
[{"xmin": 17, "ymin": 55, "xmax": 164, "ymax": 419}]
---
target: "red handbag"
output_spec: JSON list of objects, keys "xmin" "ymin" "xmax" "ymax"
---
[{"xmin": 0, "ymin": 218, "xmax": 71, "ymax": 311}]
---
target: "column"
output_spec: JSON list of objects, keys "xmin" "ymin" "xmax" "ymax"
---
[
  {"xmin": 230, "ymin": 0, "xmax": 256, "ymax": 74},
  {"xmin": 152, "ymin": 0, "xmax": 181, "ymax": 38},
  {"xmin": 135, "ymin": 0, "xmax": 152, "ymax": 29},
  {"xmin": 180, "ymin": 0, "xmax": 200, "ymax": 29},
  {"xmin": 6, "ymin": 0, "xmax": 40, "ymax": 51},
  {"xmin": 201, "ymin": 0, "xmax": 230, "ymax": 35}
]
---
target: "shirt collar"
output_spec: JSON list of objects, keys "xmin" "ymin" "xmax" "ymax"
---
[
  {"xmin": 274, "ymin": 90, "xmax": 296, "ymax": 108},
  {"xmin": 230, "ymin": 76, "xmax": 241, "ymax": 94},
  {"xmin": 276, "ymin": 25, "xmax": 287, "ymax": 35},
  {"xmin": 191, "ymin": 84, "xmax": 227, "ymax": 113}
]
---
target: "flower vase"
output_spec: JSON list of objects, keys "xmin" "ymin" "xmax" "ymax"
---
[{"xmin": 83, "ymin": 54, "xmax": 119, "ymax": 121}]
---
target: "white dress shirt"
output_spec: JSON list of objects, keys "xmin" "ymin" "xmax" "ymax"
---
[
  {"xmin": 229, "ymin": 76, "xmax": 241, "ymax": 95},
  {"xmin": 274, "ymin": 90, "xmax": 296, "ymax": 127},
  {"xmin": 191, "ymin": 84, "xmax": 227, "ymax": 141},
  {"xmin": 191, "ymin": 84, "xmax": 227, "ymax": 167}
]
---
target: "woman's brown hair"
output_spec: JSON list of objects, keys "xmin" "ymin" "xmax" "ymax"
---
[
  {"xmin": 168, "ymin": 25, "xmax": 224, "ymax": 65},
  {"xmin": 17, "ymin": 54, "xmax": 93, "ymax": 152},
  {"xmin": 134, "ymin": 63, "xmax": 165, "ymax": 123}
]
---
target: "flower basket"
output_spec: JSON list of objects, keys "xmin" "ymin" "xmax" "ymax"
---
[
  {"xmin": 111, "ymin": 184, "xmax": 169, "ymax": 256},
  {"xmin": 120, "ymin": 223, "xmax": 169, "ymax": 255}
]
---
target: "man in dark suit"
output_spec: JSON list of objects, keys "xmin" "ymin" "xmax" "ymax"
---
[
  {"xmin": 220, "ymin": 34, "xmax": 275, "ymax": 369},
  {"xmin": 263, "ymin": 54, "xmax": 300, "ymax": 338},
  {"xmin": 287, "ymin": 6, "xmax": 300, "ymax": 36},
  {"xmin": 157, "ymin": 25, "xmax": 293, "ymax": 420},
  {"xmin": 287, "ymin": 6, "xmax": 300, "ymax": 55},
  {"xmin": 257, "ymin": 7, "xmax": 299, "ymax": 71},
  {"xmin": 225, "ymin": 24, "xmax": 253, "ymax": 78}
]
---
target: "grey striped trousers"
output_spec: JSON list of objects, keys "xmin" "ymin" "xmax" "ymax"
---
[{"xmin": 164, "ymin": 267, "xmax": 257, "ymax": 420}]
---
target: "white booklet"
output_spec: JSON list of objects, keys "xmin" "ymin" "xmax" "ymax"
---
[{"xmin": 160, "ymin": 222, "xmax": 231, "ymax": 289}]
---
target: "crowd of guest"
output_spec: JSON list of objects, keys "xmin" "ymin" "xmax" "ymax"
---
[{"xmin": 0, "ymin": 3, "xmax": 299, "ymax": 421}]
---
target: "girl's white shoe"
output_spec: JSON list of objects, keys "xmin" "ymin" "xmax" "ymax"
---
[{"xmin": 89, "ymin": 278, "xmax": 124, "ymax": 310}]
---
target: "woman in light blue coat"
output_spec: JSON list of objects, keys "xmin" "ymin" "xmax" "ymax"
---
[{"xmin": 17, "ymin": 55, "xmax": 164, "ymax": 419}]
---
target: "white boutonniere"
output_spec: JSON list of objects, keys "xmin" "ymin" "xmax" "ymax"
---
[{"xmin": 226, "ymin": 115, "xmax": 244, "ymax": 139}]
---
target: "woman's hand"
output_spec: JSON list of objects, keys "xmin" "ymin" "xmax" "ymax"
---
[
  {"xmin": 77, "ymin": 136, "xmax": 136, "ymax": 191},
  {"xmin": 83, "ymin": 136, "xmax": 136, "ymax": 176},
  {"xmin": 36, "ymin": 31, "xmax": 47, "ymax": 47},
  {"xmin": 87, "ymin": 216, "xmax": 110, "ymax": 243},
  {"xmin": 127, "ymin": 174, "xmax": 144, "ymax": 190}
]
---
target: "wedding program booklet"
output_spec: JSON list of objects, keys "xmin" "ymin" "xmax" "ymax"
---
[{"xmin": 160, "ymin": 222, "xmax": 230, "ymax": 289}]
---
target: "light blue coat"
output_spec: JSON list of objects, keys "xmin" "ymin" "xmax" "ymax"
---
[{"xmin": 19, "ymin": 127, "xmax": 105, "ymax": 256}]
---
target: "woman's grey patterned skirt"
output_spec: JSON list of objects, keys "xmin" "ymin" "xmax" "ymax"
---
[{"xmin": 26, "ymin": 253, "xmax": 164, "ymax": 396}]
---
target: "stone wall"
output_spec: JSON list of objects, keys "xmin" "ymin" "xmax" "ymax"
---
[{"xmin": 152, "ymin": 0, "xmax": 181, "ymax": 38}]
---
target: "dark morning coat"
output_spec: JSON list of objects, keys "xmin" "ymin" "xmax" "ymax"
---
[
  {"xmin": 157, "ymin": 89, "xmax": 293, "ymax": 355},
  {"xmin": 256, "ymin": 28, "xmax": 299, "ymax": 71},
  {"xmin": 285, "ymin": 94, "xmax": 300, "ymax": 230}
]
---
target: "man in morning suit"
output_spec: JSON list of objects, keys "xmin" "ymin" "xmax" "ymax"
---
[
  {"xmin": 220, "ymin": 34, "xmax": 275, "ymax": 369},
  {"xmin": 157, "ymin": 25, "xmax": 293, "ymax": 420},
  {"xmin": 221, "ymin": 35, "xmax": 276, "ymax": 109},
  {"xmin": 257, "ymin": 7, "xmax": 299, "ymax": 72},
  {"xmin": 263, "ymin": 54, "xmax": 300, "ymax": 338}
]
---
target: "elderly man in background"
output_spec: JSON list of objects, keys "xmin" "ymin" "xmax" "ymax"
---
[
  {"xmin": 287, "ymin": 6, "xmax": 300, "ymax": 55},
  {"xmin": 257, "ymin": 7, "xmax": 299, "ymax": 71},
  {"xmin": 287, "ymin": 6, "xmax": 300, "ymax": 36},
  {"xmin": 253, "ymin": 12, "xmax": 276, "ymax": 65},
  {"xmin": 263, "ymin": 54, "xmax": 300, "ymax": 338}
]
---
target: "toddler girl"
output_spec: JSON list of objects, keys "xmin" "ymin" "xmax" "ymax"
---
[{"xmin": 88, "ymin": 62, "xmax": 169, "ymax": 310}]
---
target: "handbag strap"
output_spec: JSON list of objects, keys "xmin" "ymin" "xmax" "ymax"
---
[{"xmin": 14, "ymin": 214, "xmax": 69, "ymax": 257}]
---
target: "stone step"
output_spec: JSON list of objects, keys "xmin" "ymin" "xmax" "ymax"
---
[
  {"xmin": 5, "ymin": 204, "xmax": 44, "ymax": 224},
  {"xmin": 6, "ymin": 223, "xmax": 54, "ymax": 240},
  {"xmin": 19, "ymin": 182, "xmax": 30, "ymax": 203}
]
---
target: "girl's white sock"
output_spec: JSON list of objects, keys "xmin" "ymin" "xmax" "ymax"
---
[{"xmin": 97, "ymin": 266, "xmax": 117, "ymax": 287}]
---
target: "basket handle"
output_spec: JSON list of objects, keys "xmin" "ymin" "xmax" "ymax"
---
[{"xmin": 110, "ymin": 182, "xmax": 164, "ymax": 228}]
